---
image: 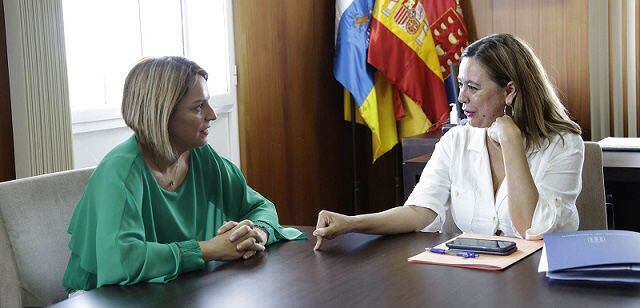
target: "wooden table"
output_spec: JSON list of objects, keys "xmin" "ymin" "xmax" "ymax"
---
[{"xmin": 52, "ymin": 227, "xmax": 640, "ymax": 308}]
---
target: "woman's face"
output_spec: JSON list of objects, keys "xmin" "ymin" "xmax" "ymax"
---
[
  {"xmin": 168, "ymin": 75, "xmax": 216, "ymax": 154},
  {"xmin": 457, "ymin": 57, "xmax": 507, "ymax": 128}
]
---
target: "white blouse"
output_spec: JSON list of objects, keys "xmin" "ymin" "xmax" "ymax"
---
[{"xmin": 404, "ymin": 125, "xmax": 583, "ymax": 240}]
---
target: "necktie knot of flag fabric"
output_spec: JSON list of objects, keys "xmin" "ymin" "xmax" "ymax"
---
[{"xmin": 334, "ymin": 0, "xmax": 469, "ymax": 162}]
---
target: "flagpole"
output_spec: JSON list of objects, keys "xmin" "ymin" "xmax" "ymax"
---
[
  {"xmin": 395, "ymin": 144, "xmax": 403, "ymax": 206},
  {"xmin": 350, "ymin": 96, "xmax": 361, "ymax": 215}
]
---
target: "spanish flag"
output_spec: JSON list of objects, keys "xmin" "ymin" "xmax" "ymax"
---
[{"xmin": 368, "ymin": 0, "xmax": 469, "ymax": 130}]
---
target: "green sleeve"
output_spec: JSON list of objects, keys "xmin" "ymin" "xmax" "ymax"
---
[
  {"xmin": 85, "ymin": 173, "xmax": 205, "ymax": 288},
  {"xmin": 214, "ymin": 153, "xmax": 306, "ymax": 245}
]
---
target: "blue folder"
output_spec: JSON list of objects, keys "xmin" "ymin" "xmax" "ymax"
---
[{"xmin": 544, "ymin": 230, "xmax": 640, "ymax": 283}]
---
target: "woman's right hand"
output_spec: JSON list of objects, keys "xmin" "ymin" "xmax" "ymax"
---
[
  {"xmin": 313, "ymin": 210, "xmax": 354, "ymax": 250},
  {"xmin": 487, "ymin": 114, "xmax": 522, "ymax": 145}
]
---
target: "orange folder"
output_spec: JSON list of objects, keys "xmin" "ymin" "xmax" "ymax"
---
[{"xmin": 408, "ymin": 232, "xmax": 543, "ymax": 270}]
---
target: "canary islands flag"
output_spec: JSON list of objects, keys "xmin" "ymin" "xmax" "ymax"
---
[{"xmin": 334, "ymin": 0, "xmax": 398, "ymax": 162}]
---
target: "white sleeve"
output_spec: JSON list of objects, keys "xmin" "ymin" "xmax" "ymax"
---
[
  {"xmin": 403, "ymin": 131, "xmax": 453, "ymax": 232},
  {"xmin": 525, "ymin": 135, "xmax": 583, "ymax": 240}
]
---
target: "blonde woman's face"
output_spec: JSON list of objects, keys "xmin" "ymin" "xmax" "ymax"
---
[
  {"xmin": 457, "ymin": 57, "xmax": 507, "ymax": 128},
  {"xmin": 168, "ymin": 76, "xmax": 216, "ymax": 154}
]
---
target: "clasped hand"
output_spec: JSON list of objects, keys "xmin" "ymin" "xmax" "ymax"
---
[{"xmin": 200, "ymin": 220, "xmax": 267, "ymax": 261}]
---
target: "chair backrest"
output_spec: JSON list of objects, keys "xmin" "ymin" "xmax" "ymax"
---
[
  {"xmin": 0, "ymin": 167, "xmax": 94, "ymax": 307},
  {"xmin": 576, "ymin": 142, "xmax": 608, "ymax": 229},
  {"xmin": 442, "ymin": 141, "xmax": 607, "ymax": 234},
  {"xmin": 442, "ymin": 208, "xmax": 461, "ymax": 235}
]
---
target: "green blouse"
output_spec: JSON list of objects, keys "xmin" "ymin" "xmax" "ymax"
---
[{"xmin": 63, "ymin": 136, "xmax": 305, "ymax": 292}]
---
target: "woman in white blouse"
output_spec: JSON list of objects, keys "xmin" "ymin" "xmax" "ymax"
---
[{"xmin": 313, "ymin": 34, "xmax": 583, "ymax": 250}]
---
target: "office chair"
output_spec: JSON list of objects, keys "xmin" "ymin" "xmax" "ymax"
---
[
  {"xmin": 442, "ymin": 208, "xmax": 462, "ymax": 235},
  {"xmin": 576, "ymin": 142, "xmax": 608, "ymax": 229},
  {"xmin": 0, "ymin": 167, "xmax": 94, "ymax": 307}
]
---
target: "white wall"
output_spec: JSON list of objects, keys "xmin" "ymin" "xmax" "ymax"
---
[
  {"xmin": 72, "ymin": 106, "xmax": 238, "ymax": 168},
  {"xmin": 72, "ymin": 127, "xmax": 132, "ymax": 168}
]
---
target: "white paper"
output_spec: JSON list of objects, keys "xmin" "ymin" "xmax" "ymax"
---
[
  {"xmin": 546, "ymin": 272, "xmax": 640, "ymax": 283},
  {"xmin": 598, "ymin": 137, "xmax": 640, "ymax": 150},
  {"xmin": 538, "ymin": 244, "xmax": 548, "ymax": 272}
]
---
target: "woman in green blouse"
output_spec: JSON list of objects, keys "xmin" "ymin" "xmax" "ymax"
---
[{"xmin": 63, "ymin": 56, "xmax": 304, "ymax": 292}]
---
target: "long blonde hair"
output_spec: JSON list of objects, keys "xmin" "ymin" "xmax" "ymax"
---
[
  {"xmin": 462, "ymin": 34, "xmax": 581, "ymax": 151},
  {"xmin": 121, "ymin": 56, "xmax": 208, "ymax": 162}
]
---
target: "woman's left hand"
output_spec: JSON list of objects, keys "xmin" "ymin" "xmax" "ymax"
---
[
  {"xmin": 487, "ymin": 115, "xmax": 522, "ymax": 145},
  {"xmin": 217, "ymin": 220, "xmax": 268, "ymax": 259}
]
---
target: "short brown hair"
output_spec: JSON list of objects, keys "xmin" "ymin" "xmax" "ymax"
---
[{"xmin": 121, "ymin": 56, "xmax": 208, "ymax": 162}]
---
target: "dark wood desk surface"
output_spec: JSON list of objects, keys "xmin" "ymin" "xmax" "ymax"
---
[{"xmin": 53, "ymin": 227, "xmax": 640, "ymax": 308}]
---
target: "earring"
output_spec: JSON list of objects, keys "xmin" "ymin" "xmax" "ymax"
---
[{"xmin": 503, "ymin": 104, "xmax": 513, "ymax": 117}]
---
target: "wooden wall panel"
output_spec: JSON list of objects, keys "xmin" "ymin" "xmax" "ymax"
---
[
  {"xmin": 0, "ymin": 0, "xmax": 16, "ymax": 182},
  {"xmin": 460, "ymin": 0, "xmax": 493, "ymax": 40},
  {"xmin": 538, "ymin": 0, "xmax": 567, "ymax": 97},
  {"xmin": 491, "ymin": 0, "xmax": 516, "ymax": 34},
  {"xmin": 563, "ymin": 0, "xmax": 591, "ymax": 139},
  {"xmin": 461, "ymin": 0, "xmax": 591, "ymax": 139},
  {"xmin": 233, "ymin": 1, "xmax": 358, "ymax": 225}
]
